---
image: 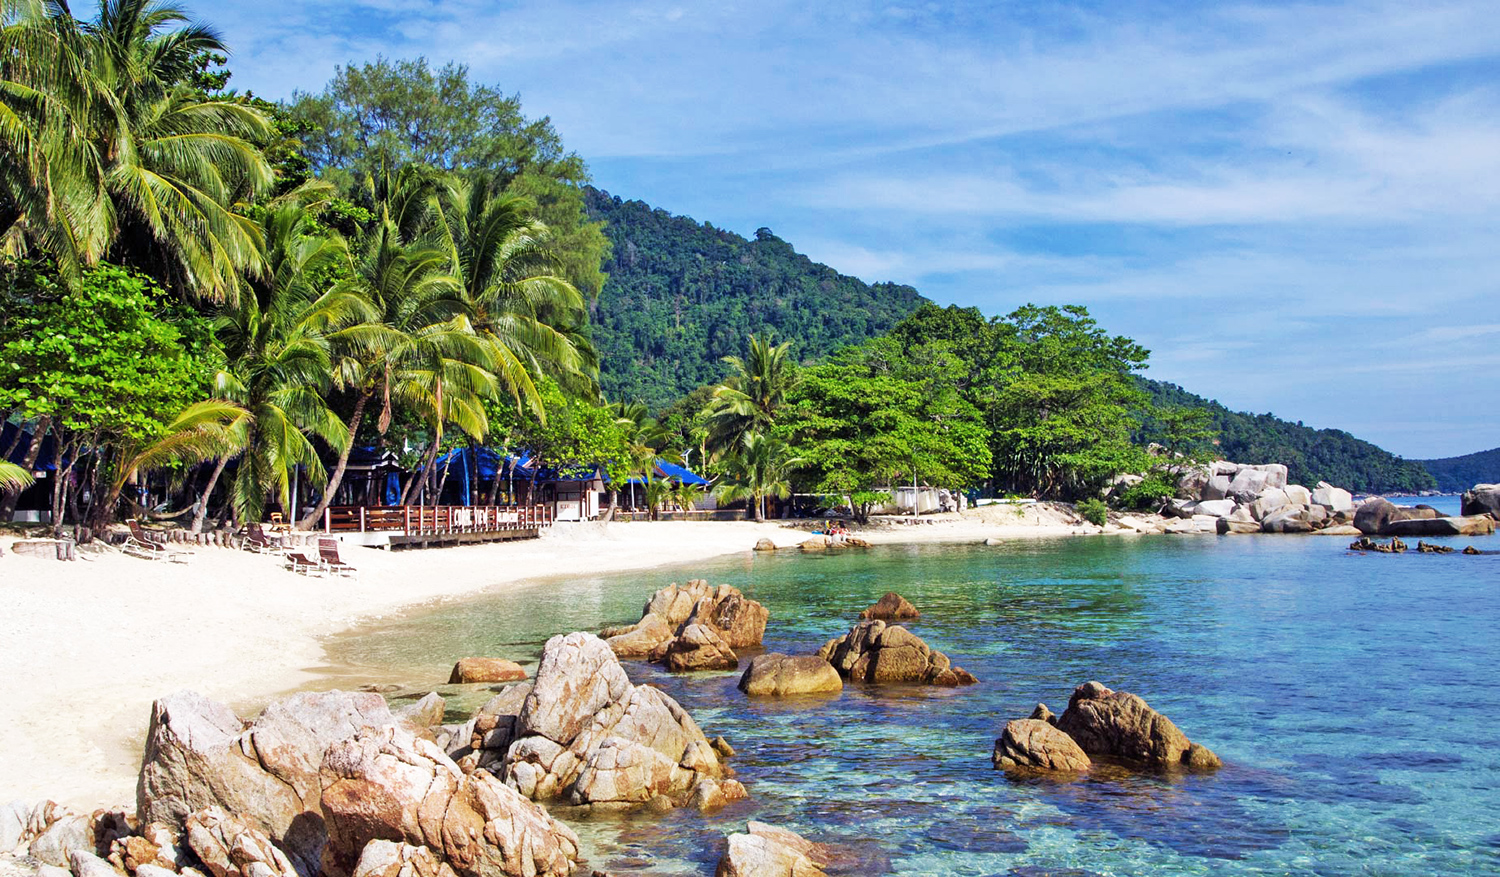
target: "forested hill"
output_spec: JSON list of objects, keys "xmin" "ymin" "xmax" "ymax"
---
[
  {"xmin": 1417, "ymin": 447, "xmax": 1500, "ymax": 493},
  {"xmin": 1140, "ymin": 379, "xmax": 1437, "ymax": 494},
  {"xmin": 585, "ymin": 188, "xmax": 927, "ymax": 407}
]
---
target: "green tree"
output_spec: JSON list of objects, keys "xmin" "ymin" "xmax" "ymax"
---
[
  {"xmin": 714, "ymin": 432, "xmax": 800, "ymax": 522},
  {"xmin": 0, "ymin": 263, "xmax": 212, "ymax": 535},
  {"xmin": 287, "ymin": 57, "xmax": 610, "ymax": 295},
  {"xmin": 703, "ymin": 333, "xmax": 800, "ymax": 459},
  {"xmin": 782, "ymin": 337, "xmax": 989, "ymax": 521}
]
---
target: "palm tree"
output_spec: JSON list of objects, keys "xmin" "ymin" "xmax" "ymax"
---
[
  {"xmin": 100, "ymin": 398, "xmax": 248, "ymax": 528},
  {"xmin": 437, "ymin": 177, "xmax": 594, "ymax": 407},
  {"xmin": 703, "ymin": 334, "xmax": 800, "ymax": 460},
  {"xmin": 0, "ymin": 460, "xmax": 33, "ymax": 492},
  {"xmin": 714, "ymin": 432, "xmax": 800, "ymax": 523},
  {"xmin": 608, "ymin": 401, "xmax": 665, "ymax": 514}
]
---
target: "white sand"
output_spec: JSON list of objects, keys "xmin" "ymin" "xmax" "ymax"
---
[{"xmin": 0, "ymin": 513, "xmax": 1089, "ymax": 811}]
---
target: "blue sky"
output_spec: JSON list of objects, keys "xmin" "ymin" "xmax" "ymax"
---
[{"xmin": 217, "ymin": 0, "xmax": 1500, "ymax": 459}]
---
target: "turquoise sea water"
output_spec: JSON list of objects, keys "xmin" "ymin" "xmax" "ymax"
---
[{"xmin": 327, "ymin": 522, "xmax": 1500, "ymax": 876}]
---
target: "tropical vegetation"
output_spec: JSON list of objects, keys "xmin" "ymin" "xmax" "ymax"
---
[{"xmin": 0, "ymin": 1, "xmax": 1441, "ymax": 540}]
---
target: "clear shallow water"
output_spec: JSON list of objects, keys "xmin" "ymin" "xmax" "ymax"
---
[{"xmin": 327, "ymin": 531, "xmax": 1500, "ymax": 876}]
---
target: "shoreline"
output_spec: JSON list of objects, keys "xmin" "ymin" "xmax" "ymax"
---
[{"xmin": 0, "ymin": 515, "xmax": 1089, "ymax": 812}]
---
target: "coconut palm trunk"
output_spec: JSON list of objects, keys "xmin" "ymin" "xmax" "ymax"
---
[
  {"xmin": 190, "ymin": 453, "xmax": 232, "ymax": 533},
  {"xmin": 300, "ymin": 392, "xmax": 370, "ymax": 529}
]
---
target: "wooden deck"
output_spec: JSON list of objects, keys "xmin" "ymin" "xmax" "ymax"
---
[{"xmin": 321, "ymin": 504, "xmax": 552, "ymax": 549}]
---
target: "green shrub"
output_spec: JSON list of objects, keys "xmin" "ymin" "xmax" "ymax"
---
[
  {"xmin": 1077, "ymin": 498, "xmax": 1108, "ymax": 526},
  {"xmin": 1116, "ymin": 475, "xmax": 1177, "ymax": 511}
]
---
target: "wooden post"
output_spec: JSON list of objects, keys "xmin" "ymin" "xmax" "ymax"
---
[
  {"xmin": 360, "ymin": 506, "xmax": 367, "ymax": 532},
  {"xmin": 403, "ymin": 505, "xmax": 411, "ymax": 536},
  {"xmin": 323, "ymin": 507, "xmax": 331, "ymax": 534}
]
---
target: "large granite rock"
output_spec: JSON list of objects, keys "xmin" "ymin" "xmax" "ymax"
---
[
  {"xmin": 1249, "ymin": 488, "xmax": 1289, "ymax": 521},
  {"xmin": 1055, "ymin": 682, "xmax": 1219, "ymax": 771},
  {"xmin": 737, "ymin": 654, "xmax": 843, "ymax": 697},
  {"xmin": 1193, "ymin": 499, "xmax": 1236, "ymax": 518},
  {"xmin": 319, "ymin": 726, "xmax": 580, "ymax": 877},
  {"xmin": 500, "ymin": 632, "xmax": 730, "ymax": 809},
  {"xmin": 991, "ymin": 719, "xmax": 1091, "ymax": 772},
  {"xmin": 392, "ymin": 693, "xmax": 446, "ymax": 729},
  {"xmin": 1461, "ymin": 484, "xmax": 1500, "ymax": 520},
  {"xmin": 663, "ymin": 623, "xmax": 739, "ymax": 672},
  {"xmin": 1260, "ymin": 505, "xmax": 1318, "ymax": 533},
  {"xmin": 448, "ymin": 659, "xmax": 526, "ymax": 685},
  {"xmin": 858, "ymin": 592, "xmax": 920, "ymax": 621},
  {"xmin": 603, "ymin": 580, "xmax": 768, "ymax": 664},
  {"xmin": 716, "ymin": 822, "xmax": 829, "ymax": 877},
  {"xmin": 137, "ymin": 690, "xmax": 405, "ymax": 877},
  {"xmin": 1354, "ymin": 499, "xmax": 1438, "ymax": 535},
  {"xmin": 817, "ymin": 621, "xmax": 977, "ymax": 686},
  {"xmin": 1312, "ymin": 482, "xmax": 1354, "ymax": 512},
  {"xmin": 184, "ymin": 807, "xmax": 298, "ymax": 877},
  {"xmin": 1202, "ymin": 474, "xmax": 1231, "ymax": 502},
  {"xmin": 1384, "ymin": 515, "xmax": 1495, "ymax": 537}
]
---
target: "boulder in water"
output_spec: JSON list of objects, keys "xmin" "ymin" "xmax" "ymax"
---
[
  {"xmin": 817, "ymin": 621, "xmax": 977, "ymax": 686},
  {"xmin": 1462, "ymin": 484, "xmax": 1500, "ymax": 520},
  {"xmin": 664, "ymin": 623, "xmax": 739, "ymax": 672},
  {"xmin": 992, "ymin": 719, "xmax": 1091, "ymax": 772},
  {"xmin": 716, "ymin": 822, "xmax": 830, "ymax": 877},
  {"xmin": 1384, "ymin": 515, "xmax": 1495, "ymax": 537},
  {"xmin": 1055, "ymin": 682, "xmax": 1220, "ymax": 770},
  {"xmin": 447, "ymin": 658, "xmax": 526, "ymax": 685},
  {"xmin": 603, "ymin": 580, "xmax": 769, "ymax": 663},
  {"xmin": 738, "ymin": 654, "xmax": 843, "ymax": 697},
  {"xmin": 858, "ymin": 592, "xmax": 920, "ymax": 621}
]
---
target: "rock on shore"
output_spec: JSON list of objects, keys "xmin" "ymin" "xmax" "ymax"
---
[
  {"xmin": 320, "ymin": 726, "xmax": 580, "ymax": 877},
  {"xmin": 817, "ymin": 621, "xmax": 977, "ymax": 686},
  {"xmin": 1462, "ymin": 484, "xmax": 1500, "ymax": 520},
  {"xmin": 447, "ymin": 658, "xmax": 526, "ymax": 685}
]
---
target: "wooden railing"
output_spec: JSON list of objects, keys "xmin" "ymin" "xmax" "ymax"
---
[{"xmin": 323, "ymin": 504, "xmax": 552, "ymax": 535}]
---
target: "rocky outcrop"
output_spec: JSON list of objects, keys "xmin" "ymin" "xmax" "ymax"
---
[
  {"xmin": 737, "ymin": 654, "xmax": 843, "ymax": 697},
  {"xmin": 447, "ymin": 659, "xmax": 526, "ymax": 685},
  {"xmin": 663, "ymin": 623, "xmax": 739, "ymax": 672},
  {"xmin": 498, "ymin": 632, "xmax": 731, "ymax": 809},
  {"xmin": 1350, "ymin": 536, "xmax": 1407, "ymax": 553},
  {"xmin": 1055, "ymin": 682, "xmax": 1219, "ymax": 771},
  {"xmin": 1353, "ymin": 499, "xmax": 1438, "ymax": 535},
  {"xmin": 991, "ymin": 719, "xmax": 1091, "ymax": 772},
  {"xmin": 858, "ymin": 593, "xmax": 920, "ymax": 621},
  {"xmin": 184, "ymin": 807, "xmax": 298, "ymax": 877},
  {"xmin": 817, "ymin": 621, "xmax": 977, "ymax": 686},
  {"xmin": 1312, "ymin": 482, "xmax": 1353, "ymax": 512},
  {"xmin": 716, "ymin": 822, "xmax": 829, "ymax": 877},
  {"xmin": 1462, "ymin": 484, "xmax": 1500, "ymax": 520},
  {"xmin": 1384, "ymin": 515, "xmax": 1496, "ymax": 537},
  {"xmin": 602, "ymin": 580, "xmax": 768, "ymax": 671},
  {"xmin": 319, "ymin": 726, "xmax": 580, "ymax": 877},
  {"xmin": 136, "ymin": 690, "xmax": 406, "ymax": 877}
]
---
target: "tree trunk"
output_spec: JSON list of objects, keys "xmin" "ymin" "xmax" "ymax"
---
[
  {"xmin": 432, "ymin": 451, "xmax": 455, "ymax": 505},
  {"xmin": 191, "ymin": 454, "xmax": 232, "ymax": 533},
  {"xmin": 753, "ymin": 492, "xmax": 765, "ymax": 523},
  {"xmin": 0, "ymin": 416, "xmax": 50, "ymax": 521},
  {"xmin": 300, "ymin": 392, "xmax": 368, "ymax": 529},
  {"xmin": 603, "ymin": 488, "xmax": 618, "ymax": 522},
  {"xmin": 399, "ymin": 439, "xmax": 441, "ymax": 506}
]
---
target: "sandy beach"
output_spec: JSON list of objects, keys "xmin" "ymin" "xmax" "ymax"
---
[{"xmin": 0, "ymin": 511, "xmax": 1089, "ymax": 812}]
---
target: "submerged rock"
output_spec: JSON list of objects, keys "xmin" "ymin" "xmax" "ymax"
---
[
  {"xmin": 500, "ymin": 632, "xmax": 730, "ymax": 809},
  {"xmin": 817, "ymin": 621, "xmax": 977, "ymax": 686},
  {"xmin": 1054, "ymin": 682, "xmax": 1220, "ymax": 771},
  {"xmin": 319, "ymin": 726, "xmax": 580, "ymax": 877},
  {"xmin": 737, "ymin": 654, "xmax": 843, "ymax": 697},
  {"xmin": 447, "ymin": 658, "xmax": 526, "ymax": 685},
  {"xmin": 716, "ymin": 822, "xmax": 830, "ymax": 877},
  {"xmin": 992, "ymin": 719, "xmax": 1091, "ymax": 773},
  {"xmin": 858, "ymin": 592, "xmax": 921, "ymax": 621}
]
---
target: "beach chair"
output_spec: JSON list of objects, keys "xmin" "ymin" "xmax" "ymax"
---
[
  {"xmin": 284, "ymin": 550, "xmax": 325, "ymax": 576},
  {"xmin": 242, "ymin": 522, "xmax": 284, "ymax": 554},
  {"xmin": 317, "ymin": 537, "xmax": 358, "ymax": 578},
  {"xmin": 124, "ymin": 519, "xmax": 192, "ymax": 563}
]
